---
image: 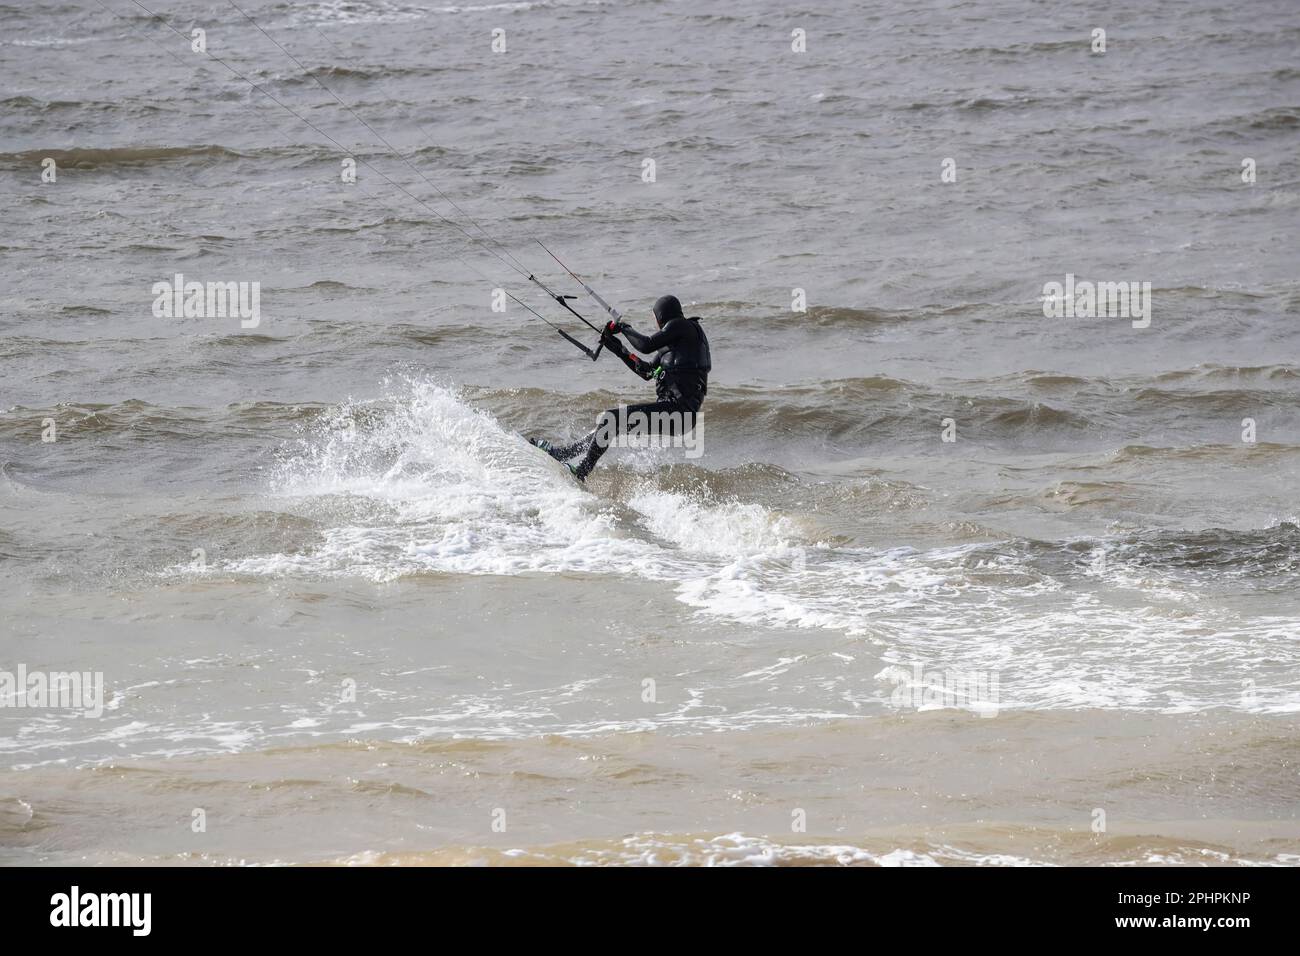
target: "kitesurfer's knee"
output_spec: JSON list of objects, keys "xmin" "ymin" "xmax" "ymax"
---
[{"xmin": 592, "ymin": 407, "xmax": 621, "ymax": 449}]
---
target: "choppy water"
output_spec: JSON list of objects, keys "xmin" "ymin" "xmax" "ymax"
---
[{"xmin": 2, "ymin": 0, "xmax": 1299, "ymax": 865}]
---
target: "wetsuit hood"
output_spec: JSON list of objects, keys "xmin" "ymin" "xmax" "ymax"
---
[{"xmin": 653, "ymin": 294, "xmax": 684, "ymax": 329}]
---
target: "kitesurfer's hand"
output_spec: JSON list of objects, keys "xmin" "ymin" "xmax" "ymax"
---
[{"xmin": 607, "ymin": 321, "xmax": 628, "ymax": 335}]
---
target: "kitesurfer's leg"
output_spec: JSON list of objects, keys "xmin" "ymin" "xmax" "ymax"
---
[
  {"xmin": 573, "ymin": 400, "xmax": 686, "ymax": 480},
  {"xmin": 530, "ymin": 435, "xmax": 586, "ymax": 461}
]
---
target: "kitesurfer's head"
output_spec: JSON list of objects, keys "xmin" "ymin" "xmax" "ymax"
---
[{"xmin": 653, "ymin": 294, "xmax": 684, "ymax": 328}]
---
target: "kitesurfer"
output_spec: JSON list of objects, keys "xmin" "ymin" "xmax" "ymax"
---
[{"xmin": 531, "ymin": 295, "xmax": 711, "ymax": 480}]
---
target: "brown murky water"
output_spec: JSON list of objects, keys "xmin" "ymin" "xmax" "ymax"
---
[{"xmin": 2, "ymin": 0, "xmax": 1299, "ymax": 864}]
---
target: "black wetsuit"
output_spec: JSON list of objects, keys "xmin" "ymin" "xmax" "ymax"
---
[{"xmin": 546, "ymin": 301, "xmax": 711, "ymax": 479}]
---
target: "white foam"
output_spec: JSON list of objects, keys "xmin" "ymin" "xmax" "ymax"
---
[
  {"xmin": 627, "ymin": 486, "xmax": 799, "ymax": 559},
  {"xmin": 227, "ymin": 379, "xmax": 629, "ymax": 579},
  {"xmin": 209, "ymin": 378, "xmax": 1300, "ymax": 717},
  {"xmin": 506, "ymin": 832, "xmax": 1050, "ymax": 867}
]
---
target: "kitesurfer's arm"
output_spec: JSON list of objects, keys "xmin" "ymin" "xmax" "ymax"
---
[
  {"xmin": 602, "ymin": 327, "xmax": 656, "ymax": 380},
  {"xmin": 616, "ymin": 318, "xmax": 687, "ymax": 354}
]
